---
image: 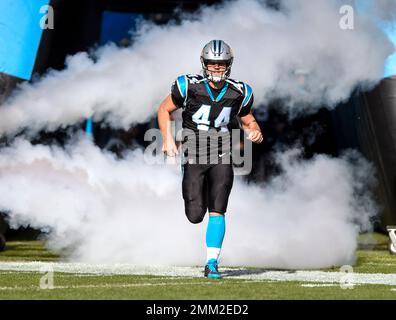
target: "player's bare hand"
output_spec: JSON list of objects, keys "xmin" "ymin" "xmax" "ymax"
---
[
  {"xmin": 162, "ymin": 140, "xmax": 179, "ymax": 157},
  {"xmin": 247, "ymin": 130, "xmax": 264, "ymax": 144}
]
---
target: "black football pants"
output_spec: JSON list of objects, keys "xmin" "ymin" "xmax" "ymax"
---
[{"xmin": 182, "ymin": 163, "xmax": 234, "ymax": 224}]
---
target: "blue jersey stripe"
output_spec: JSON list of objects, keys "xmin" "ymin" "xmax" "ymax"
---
[
  {"xmin": 203, "ymin": 80, "xmax": 229, "ymax": 103},
  {"xmin": 203, "ymin": 80, "xmax": 215, "ymax": 101},
  {"xmin": 177, "ymin": 75, "xmax": 187, "ymax": 98},
  {"xmin": 215, "ymin": 82, "xmax": 229, "ymax": 102},
  {"xmin": 242, "ymin": 84, "xmax": 253, "ymax": 107}
]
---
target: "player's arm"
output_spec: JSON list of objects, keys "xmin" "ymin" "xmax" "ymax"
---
[
  {"xmin": 239, "ymin": 112, "xmax": 264, "ymax": 144},
  {"xmin": 157, "ymin": 94, "xmax": 179, "ymax": 156},
  {"xmin": 238, "ymin": 85, "xmax": 263, "ymax": 144}
]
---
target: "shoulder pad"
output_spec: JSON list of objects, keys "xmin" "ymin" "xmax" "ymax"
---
[
  {"xmin": 186, "ymin": 74, "xmax": 205, "ymax": 84},
  {"xmin": 242, "ymin": 83, "xmax": 253, "ymax": 107},
  {"xmin": 175, "ymin": 75, "xmax": 188, "ymax": 98},
  {"xmin": 226, "ymin": 78, "xmax": 245, "ymax": 94}
]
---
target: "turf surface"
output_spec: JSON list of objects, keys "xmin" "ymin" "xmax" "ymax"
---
[{"xmin": 0, "ymin": 234, "xmax": 395, "ymax": 300}]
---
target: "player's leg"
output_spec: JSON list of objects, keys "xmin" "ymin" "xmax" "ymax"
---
[
  {"xmin": 204, "ymin": 163, "xmax": 234, "ymax": 279},
  {"xmin": 182, "ymin": 163, "xmax": 209, "ymax": 224}
]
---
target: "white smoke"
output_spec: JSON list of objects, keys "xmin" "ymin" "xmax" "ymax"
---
[
  {"xmin": 0, "ymin": 137, "xmax": 376, "ymax": 268},
  {"xmin": 0, "ymin": 0, "xmax": 385, "ymax": 268},
  {"xmin": 0, "ymin": 0, "xmax": 393, "ymax": 136}
]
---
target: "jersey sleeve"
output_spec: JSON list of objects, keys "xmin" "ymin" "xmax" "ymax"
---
[
  {"xmin": 171, "ymin": 75, "xmax": 188, "ymax": 109},
  {"xmin": 238, "ymin": 83, "xmax": 254, "ymax": 117}
]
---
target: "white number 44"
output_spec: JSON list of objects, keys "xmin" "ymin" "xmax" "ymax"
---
[{"xmin": 192, "ymin": 104, "xmax": 231, "ymax": 132}]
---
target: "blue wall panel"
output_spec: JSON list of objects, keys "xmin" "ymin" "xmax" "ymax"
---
[
  {"xmin": 384, "ymin": 25, "xmax": 396, "ymax": 78},
  {"xmin": 355, "ymin": 0, "xmax": 396, "ymax": 77},
  {"xmin": 0, "ymin": 0, "xmax": 50, "ymax": 80},
  {"xmin": 100, "ymin": 11, "xmax": 142, "ymax": 45}
]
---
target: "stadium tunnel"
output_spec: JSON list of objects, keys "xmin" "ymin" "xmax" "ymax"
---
[{"xmin": 0, "ymin": 0, "xmax": 395, "ymax": 245}]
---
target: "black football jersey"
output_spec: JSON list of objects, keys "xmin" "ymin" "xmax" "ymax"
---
[
  {"xmin": 171, "ymin": 74, "xmax": 254, "ymax": 133},
  {"xmin": 170, "ymin": 74, "xmax": 254, "ymax": 162}
]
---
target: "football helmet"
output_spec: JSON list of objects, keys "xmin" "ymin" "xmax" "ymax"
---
[{"xmin": 200, "ymin": 40, "xmax": 234, "ymax": 82}]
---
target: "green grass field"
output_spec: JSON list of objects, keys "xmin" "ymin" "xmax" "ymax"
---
[{"xmin": 0, "ymin": 234, "xmax": 395, "ymax": 300}]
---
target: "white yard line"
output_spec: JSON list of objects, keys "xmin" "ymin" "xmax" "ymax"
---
[
  {"xmin": 301, "ymin": 284, "xmax": 343, "ymax": 288},
  {"xmin": 0, "ymin": 262, "xmax": 396, "ymax": 286}
]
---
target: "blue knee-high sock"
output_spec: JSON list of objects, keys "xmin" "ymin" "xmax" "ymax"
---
[{"xmin": 206, "ymin": 215, "xmax": 226, "ymax": 263}]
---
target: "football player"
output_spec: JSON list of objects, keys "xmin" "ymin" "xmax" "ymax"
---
[{"xmin": 157, "ymin": 40, "xmax": 263, "ymax": 279}]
